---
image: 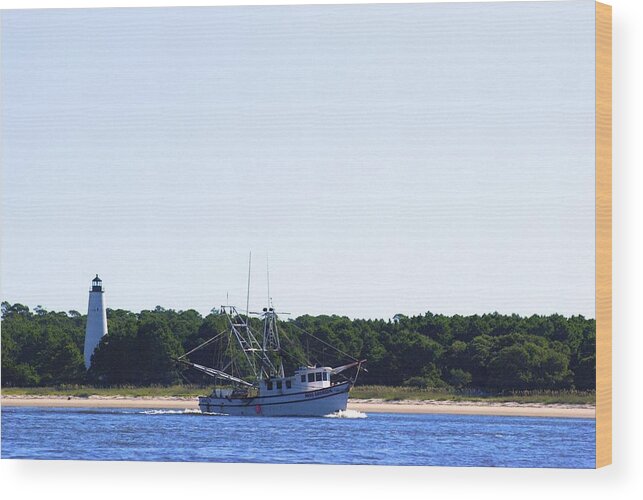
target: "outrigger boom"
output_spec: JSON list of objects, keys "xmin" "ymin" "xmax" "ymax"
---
[{"xmin": 177, "ymin": 359, "xmax": 255, "ymax": 387}]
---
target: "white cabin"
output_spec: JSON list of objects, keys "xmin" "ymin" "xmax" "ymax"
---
[{"xmin": 259, "ymin": 366, "xmax": 332, "ymax": 396}]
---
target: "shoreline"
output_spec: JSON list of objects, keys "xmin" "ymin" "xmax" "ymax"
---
[{"xmin": 1, "ymin": 395, "xmax": 595, "ymax": 418}]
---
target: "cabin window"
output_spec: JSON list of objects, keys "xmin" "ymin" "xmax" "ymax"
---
[
  {"xmin": 301, "ymin": 375, "xmax": 306, "ymax": 383},
  {"xmin": 316, "ymin": 372, "xmax": 322, "ymax": 381},
  {"xmin": 323, "ymin": 372, "xmax": 328, "ymax": 381},
  {"xmin": 286, "ymin": 380, "xmax": 292, "ymax": 389},
  {"xmin": 276, "ymin": 380, "xmax": 283, "ymax": 390},
  {"xmin": 308, "ymin": 373, "xmax": 315, "ymax": 382},
  {"xmin": 266, "ymin": 381, "xmax": 273, "ymax": 390}
]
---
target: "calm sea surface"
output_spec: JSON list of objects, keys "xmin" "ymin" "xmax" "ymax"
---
[{"xmin": 1, "ymin": 406, "xmax": 595, "ymax": 468}]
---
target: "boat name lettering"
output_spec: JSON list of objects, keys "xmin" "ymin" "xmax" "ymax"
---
[{"xmin": 305, "ymin": 388, "xmax": 331, "ymax": 398}]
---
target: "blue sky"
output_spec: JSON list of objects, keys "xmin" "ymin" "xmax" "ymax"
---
[{"xmin": 1, "ymin": 1, "xmax": 596, "ymax": 319}]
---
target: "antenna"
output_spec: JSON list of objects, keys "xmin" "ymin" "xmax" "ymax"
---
[
  {"xmin": 266, "ymin": 256, "xmax": 271, "ymax": 307},
  {"xmin": 246, "ymin": 251, "xmax": 252, "ymax": 322}
]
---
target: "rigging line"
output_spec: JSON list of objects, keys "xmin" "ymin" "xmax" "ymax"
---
[
  {"xmin": 278, "ymin": 341, "xmax": 309, "ymax": 368},
  {"xmin": 178, "ymin": 331, "xmax": 226, "ymax": 359},
  {"xmin": 277, "ymin": 326, "xmax": 313, "ymax": 367},
  {"xmin": 353, "ymin": 363, "xmax": 363, "ymax": 385},
  {"xmin": 278, "ymin": 324, "xmax": 328, "ymax": 369},
  {"xmin": 222, "ymin": 359, "xmax": 234, "ymax": 372},
  {"xmin": 246, "ymin": 251, "xmax": 252, "ymax": 324},
  {"xmin": 288, "ymin": 321, "xmax": 359, "ymax": 362},
  {"xmin": 177, "ymin": 365, "xmax": 192, "ymax": 384}
]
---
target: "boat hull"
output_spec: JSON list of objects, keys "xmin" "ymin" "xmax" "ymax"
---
[{"xmin": 198, "ymin": 381, "xmax": 351, "ymax": 417}]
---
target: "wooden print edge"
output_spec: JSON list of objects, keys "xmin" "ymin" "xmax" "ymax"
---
[{"xmin": 595, "ymin": 0, "xmax": 612, "ymax": 469}]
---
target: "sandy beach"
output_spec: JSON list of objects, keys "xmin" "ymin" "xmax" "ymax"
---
[
  {"xmin": 347, "ymin": 399, "xmax": 595, "ymax": 418},
  {"xmin": 1, "ymin": 395, "xmax": 595, "ymax": 418}
]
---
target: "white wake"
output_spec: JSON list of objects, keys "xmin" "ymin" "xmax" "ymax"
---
[
  {"xmin": 140, "ymin": 409, "xmax": 217, "ymax": 415},
  {"xmin": 140, "ymin": 408, "xmax": 200, "ymax": 415},
  {"xmin": 324, "ymin": 409, "xmax": 367, "ymax": 419}
]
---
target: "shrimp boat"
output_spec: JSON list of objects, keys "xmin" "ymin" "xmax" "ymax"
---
[{"xmin": 178, "ymin": 304, "xmax": 366, "ymax": 417}]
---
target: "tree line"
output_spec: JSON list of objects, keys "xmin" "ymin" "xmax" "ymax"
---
[{"xmin": 1, "ymin": 301, "xmax": 595, "ymax": 392}]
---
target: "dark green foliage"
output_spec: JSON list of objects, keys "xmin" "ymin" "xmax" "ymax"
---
[
  {"xmin": 88, "ymin": 309, "xmax": 186, "ymax": 385},
  {"xmin": 278, "ymin": 312, "xmax": 594, "ymax": 392},
  {"xmin": 1, "ymin": 302, "xmax": 596, "ymax": 392},
  {"xmin": 448, "ymin": 368, "xmax": 473, "ymax": 389},
  {"xmin": 1, "ymin": 302, "xmax": 85, "ymax": 386}
]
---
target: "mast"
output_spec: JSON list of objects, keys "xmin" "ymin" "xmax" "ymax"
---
[
  {"xmin": 266, "ymin": 257, "xmax": 271, "ymax": 307},
  {"xmin": 222, "ymin": 305, "xmax": 262, "ymax": 381},
  {"xmin": 246, "ymin": 251, "xmax": 252, "ymax": 324},
  {"xmin": 261, "ymin": 307, "xmax": 284, "ymax": 378},
  {"xmin": 259, "ymin": 257, "xmax": 284, "ymax": 377}
]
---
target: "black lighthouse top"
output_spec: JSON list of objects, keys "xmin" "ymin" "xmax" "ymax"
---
[{"xmin": 91, "ymin": 274, "xmax": 103, "ymax": 292}]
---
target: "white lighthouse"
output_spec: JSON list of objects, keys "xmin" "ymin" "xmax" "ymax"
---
[{"xmin": 84, "ymin": 274, "xmax": 108, "ymax": 369}]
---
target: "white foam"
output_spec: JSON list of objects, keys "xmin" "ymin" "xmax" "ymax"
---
[
  {"xmin": 140, "ymin": 408, "xmax": 200, "ymax": 415},
  {"xmin": 140, "ymin": 409, "xmax": 205, "ymax": 415},
  {"xmin": 324, "ymin": 409, "xmax": 367, "ymax": 419}
]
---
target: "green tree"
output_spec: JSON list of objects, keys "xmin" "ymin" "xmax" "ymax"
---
[
  {"xmin": 135, "ymin": 315, "xmax": 184, "ymax": 384},
  {"xmin": 1, "ymin": 302, "xmax": 596, "ymax": 393},
  {"xmin": 448, "ymin": 368, "xmax": 473, "ymax": 389}
]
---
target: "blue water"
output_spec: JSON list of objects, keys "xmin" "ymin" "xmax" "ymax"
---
[{"xmin": 1, "ymin": 406, "xmax": 595, "ymax": 468}]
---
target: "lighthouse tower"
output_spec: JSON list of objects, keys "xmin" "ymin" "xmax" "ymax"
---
[{"xmin": 84, "ymin": 274, "xmax": 108, "ymax": 369}]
